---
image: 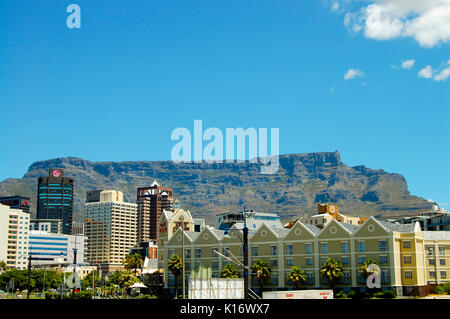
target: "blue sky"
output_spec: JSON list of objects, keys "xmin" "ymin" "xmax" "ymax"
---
[{"xmin": 0, "ymin": 0, "xmax": 448, "ymax": 207}]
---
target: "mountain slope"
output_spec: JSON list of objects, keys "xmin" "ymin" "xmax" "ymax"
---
[{"xmin": 0, "ymin": 151, "xmax": 433, "ymax": 223}]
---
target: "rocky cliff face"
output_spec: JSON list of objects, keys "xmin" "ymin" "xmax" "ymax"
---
[{"xmin": 0, "ymin": 151, "xmax": 433, "ymax": 223}]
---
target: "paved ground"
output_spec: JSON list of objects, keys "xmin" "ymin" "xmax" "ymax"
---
[{"xmin": 420, "ymin": 294, "xmax": 450, "ymax": 299}]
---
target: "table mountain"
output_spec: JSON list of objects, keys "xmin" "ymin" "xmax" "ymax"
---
[{"xmin": 0, "ymin": 151, "xmax": 433, "ymax": 224}]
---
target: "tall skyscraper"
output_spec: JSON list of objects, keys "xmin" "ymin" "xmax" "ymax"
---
[
  {"xmin": 137, "ymin": 181, "xmax": 173, "ymax": 243},
  {"xmin": 84, "ymin": 190, "xmax": 137, "ymax": 274},
  {"xmin": 36, "ymin": 169, "xmax": 74, "ymax": 235}
]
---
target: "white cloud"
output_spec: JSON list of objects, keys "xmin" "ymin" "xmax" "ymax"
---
[
  {"xmin": 418, "ymin": 60, "xmax": 450, "ymax": 81},
  {"xmin": 344, "ymin": 68, "xmax": 364, "ymax": 80},
  {"xmin": 332, "ymin": 0, "xmax": 450, "ymax": 48},
  {"xmin": 418, "ymin": 65, "xmax": 433, "ymax": 78},
  {"xmin": 401, "ymin": 59, "xmax": 415, "ymax": 69}
]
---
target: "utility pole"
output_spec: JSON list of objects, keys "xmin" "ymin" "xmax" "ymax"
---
[
  {"xmin": 181, "ymin": 216, "xmax": 186, "ymax": 299},
  {"xmin": 27, "ymin": 255, "xmax": 32, "ymax": 299},
  {"xmin": 71, "ymin": 235, "xmax": 79, "ymax": 298},
  {"xmin": 243, "ymin": 207, "xmax": 249, "ymax": 300}
]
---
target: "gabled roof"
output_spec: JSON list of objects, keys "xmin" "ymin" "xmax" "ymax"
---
[
  {"xmin": 378, "ymin": 220, "xmax": 416, "ymax": 233},
  {"xmin": 184, "ymin": 231, "xmax": 200, "ymax": 241},
  {"xmin": 340, "ymin": 222, "xmax": 360, "ymax": 233},
  {"xmin": 272, "ymin": 227, "xmax": 290, "ymax": 237},
  {"xmin": 151, "ymin": 180, "xmax": 160, "ymax": 187},
  {"xmin": 303, "ymin": 224, "xmax": 322, "ymax": 236},
  {"xmin": 423, "ymin": 231, "xmax": 450, "ymax": 241}
]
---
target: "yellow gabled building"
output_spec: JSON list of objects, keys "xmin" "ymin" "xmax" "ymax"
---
[{"xmin": 159, "ymin": 210, "xmax": 450, "ymax": 296}]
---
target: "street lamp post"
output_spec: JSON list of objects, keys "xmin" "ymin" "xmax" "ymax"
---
[{"xmin": 242, "ymin": 208, "xmax": 249, "ymax": 300}]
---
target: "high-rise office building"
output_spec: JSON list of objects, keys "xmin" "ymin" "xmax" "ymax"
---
[
  {"xmin": 84, "ymin": 190, "xmax": 137, "ymax": 274},
  {"xmin": 0, "ymin": 203, "xmax": 30, "ymax": 270},
  {"xmin": 36, "ymin": 169, "xmax": 74, "ymax": 235},
  {"xmin": 137, "ymin": 181, "xmax": 173, "ymax": 243},
  {"xmin": 0, "ymin": 195, "xmax": 31, "ymax": 214}
]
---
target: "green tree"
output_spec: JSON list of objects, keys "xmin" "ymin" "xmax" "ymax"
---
[
  {"xmin": 123, "ymin": 253, "xmax": 143, "ymax": 275},
  {"xmin": 360, "ymin": 258, "xmax": 379, "ymax": 279},
  {"xmin": 320, "ymin": 257, "xmax": 344, "ymax": 291},
  {"xmin": 82, "ymin": 270, "xmax": 101, "ymax": 290},
  {"xmin": 0, "ymin": 260, "xmax": 7, "ymax": 272},
  {"xmin": 167, "ymin": 254, "xmax": 183, "ymax": 298},
  {"xmin": 251, "ymin": 259, "xmax": 271, "ymax": 296},
  {"xmin": 220, "ymin": 263, "xmax": 240, "ymax": 279},
  {"xmin": 288, "ymin": 266, "xmax": 307, "ymax": 290}
]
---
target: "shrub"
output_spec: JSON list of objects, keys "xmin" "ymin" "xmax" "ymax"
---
[
  {"xmin": 435, "ymin": 285, "xmax": 445, "ymax": 294},
  {"xmin": 73, "ymin": 291, "xmax": 93, "ymax": 299},
  {"xmin": 443, "ymin": 282, "xmax": 450, "ymax": 294},
  {"xmin": 335, "ymin": 291, "xmax": 348, "ymax": 299},
  {"xmin": 347, "ymin": 290, "xmax": 356, "ymax": 298},
  {"xmin": 375, "ymin": 289, "xmax": 396, "ymax": 299}
]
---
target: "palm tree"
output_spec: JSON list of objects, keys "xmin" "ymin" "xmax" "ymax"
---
[
  {"xmin": 360, "ymin": 258, "xmax": 378, "ymax": 278},
  {"xmin": 251, "ymin": 259, "xmax": 271, "ymax": 296},
  {"xmin": 220, "ymin": 263, "xmax": 240, "ymax": 279},
  {"xmin": 122, "ymin": 253, "xmax": 143, "ymax": 275},
  {"xmin": 167, "ymin": 254, "xmax": 183, "ymax": 298},
  {"xmin": 288, "ymin": 266, "xmax": 307, "ymax": 290},
  {"xmin": 320, "ymin": 257, "xmax": 344, "ymax": 292}
]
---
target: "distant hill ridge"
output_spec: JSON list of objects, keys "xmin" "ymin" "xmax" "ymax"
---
[{"xmin": 0, "ymin": 151, "xmax": 433, "ymax": 223}]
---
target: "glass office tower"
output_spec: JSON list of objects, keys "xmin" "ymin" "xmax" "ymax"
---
[{"xmin": 36, "ymin": 169, "xmax": 74, "ymax": 235}]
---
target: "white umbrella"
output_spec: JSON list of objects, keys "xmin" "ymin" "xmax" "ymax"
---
[{"xmin": 129, "ymin": 282, "xmax": 147, "ymax": 289}]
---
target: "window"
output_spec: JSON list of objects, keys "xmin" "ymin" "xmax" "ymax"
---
[
  {"xmin": 427, "ymin": 246, "xmax": 435, "ymax": 256},
  {"xmin": 320, "ymin": 243, "xmax": 328, "ymax": 254},
  {"xmin": 169, "ymin": 274, "xmax": 175, "ymax": 285},
  {"xmin": 185, "ymin": 262, "xmax": 191, "ymax": 270},
  {"xmin": 439, "ymin": 247, "xmax": 445, "ymax": 256},
  {"xmin": 341, "ymin": 242, "xmax": 349, "ymax": 253},
  {"xmin": 271, "ymin": 273, "xmax": 278, "ymax": 285},
  {"xmin": 306, "ymin": 257, "xmax": 313, "ymax": 266},
  {"xmin": 404, "ymin": 256, "xmax": 412, "ymax": 264},
  {"xmin": 429, "ymin": 271, "xmax": 436, "ymax": 278},
  {"xmin": 440, "ymin": 271, "xmax": 447, "ymax": 279},
  {"xmin": 212, "ymin": 261, "xmax": 218, "ymax": 269},
  {"xmin": 271, "ymin": 259, "xmax": 278, "ymax": 267},
  {"xmin": 270, "ymin": 246, "xmax": 277, "ymax": 256},
  {"xmin": 212, "ymin": 247, "xmax": 218, "ymax": 257},
  {"xmin": 286, "ymin": 258, "xmax": 293, "ymax": 267},
  {"xmin": 195, "ymin": 248, "xmax": 202, "ymax": 259},
  {"xmin": 321, "ymin": 257, "xmax": 327, "ymax": 265},
  {"xmin": 286, "ymin": 245, "xmax": 293, "ymax": 255},
  {"xmin": 168, "ymin": 249, "xmax": 174, "ymax": 257},
  {"xmin": 357, "ymin": 241, "xmax": 366, "ymax": 253},
  {"xmin": 379, "ymin": 240, "xmax": 387, "ymax": 252},
  {"xmin": 404, "ymin": 271, "xmax": 413, "ymax": 279},
  {"xmin": 358, "ymin": 256, "xmax": 366, "ymax": 265},
  {"xmin": 305, "ymin": 243, "xmax": 312, "ymax": 255},
  {"xmin": 251, "ymin": 246, "xmax": 259, "ymax": 257},
  {"xmin": 381, "ymin": 270, "xmax": 389, "ymax": 284},
  {"xmin": 429, "ymin": 259, "xmax": 435, "ymax": 265},
  {"xmin": 440, "ymin": 259, "xmax": 446, "ymax": 266},
  {"xmin": 380, "ymin": 255, "xmax": 388, "ymax": 264},
  {"xmin": 343, "ymin": 271, "xmax": 351, "ymax": 283},
  {"xmin": 223, "ymin": 247, "xmax": 230, "ymax": 257},
  {"xmin": 306, "ymin": 272, "xmax": 314, "ymax": 284},
  {"xmin": 184, "ymin": 249, "xmax": 191, "ymax": 259},
  {"xmin": 342, "ymin": 256, "xmax": 349, "ymax": 265},
  {"xmin": 402, "ymin": 241, "xmax": 411, "ymax": 249}
]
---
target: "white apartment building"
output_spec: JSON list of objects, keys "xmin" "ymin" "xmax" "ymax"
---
[
  {"xmin": 84, "ymin": 190, "xmax": 137, "ymax": 274},
  {"xmin": 29, "ymin": 230, "xmax": 87, "ymax": 267},
  {"xmin": 0, "ymin": 203, "xmax": 30, "ymax": 270}
]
